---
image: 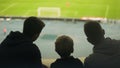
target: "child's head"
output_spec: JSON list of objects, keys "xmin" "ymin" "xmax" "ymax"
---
[{"xmin": 55, "ymin": 35, "xmax": 74, "ymax": 58}]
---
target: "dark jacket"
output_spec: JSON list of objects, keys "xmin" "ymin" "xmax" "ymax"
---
[
  {"xmin": 0, "ymin": 31, "xmax": 42, "ymax": 68},
  {"xmin": 84, "ymin": 38, "xmax": 120, "ymax": 68},
  {"xmin": 50, "ymin": 56, "xmax": 83, "ymax": 68}
]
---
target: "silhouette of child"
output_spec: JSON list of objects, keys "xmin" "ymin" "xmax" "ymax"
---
[{"xmin": 50, "ymin": 35, "xmax": 83, "ymax": 68}]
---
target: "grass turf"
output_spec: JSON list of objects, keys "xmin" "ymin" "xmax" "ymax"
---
[{"xmin": 0, "ymin": 0, "xmax": 119, "ymax": 19}]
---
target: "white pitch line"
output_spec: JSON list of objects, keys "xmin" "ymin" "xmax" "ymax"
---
[
  {"xmin": 0, "ymin": 3, "xmax": 16, "ymax": 14},
  {"xmin": 23, "ymin": 10, "xmax": 31, "ymax": 16},
  {"xmin": 105, "ymin": 5, "xmax": 110, "ymax": 18}
]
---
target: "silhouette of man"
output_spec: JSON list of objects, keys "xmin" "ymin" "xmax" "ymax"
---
[
  {"xmin": 51, "ymin": 35, "xmax": 83, "ymax": 68},
  {"xmin": 84, "ymin": 21, "xmax": 120, "ymax": 68},
  {"xmin": 0, "ymin": 16, "xmax": 45, "ymax": 68}
]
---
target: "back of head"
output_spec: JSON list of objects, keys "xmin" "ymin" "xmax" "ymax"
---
[
  {"xmin": 55, "ymin": 35, "xmax": 74, "ymax": 58},
  {"xmin": 84, "ymin": 21, "xmax": 104, "ymax": 45},
  {"xmin": 23, "ymin": 16, "xmax": 45, "ymax": 41}
]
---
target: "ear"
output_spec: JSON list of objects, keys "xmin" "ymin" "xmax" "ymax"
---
[
  {"xmin": 102, "ymin": 29, "xmax": 105, "ymax": 35},
  {"xmin": 71, "ymin": 48, "xmax": 74, "ymax": 53},
  {"xmin": 55, "ymin": 43, "xmax": 57, "ymax": 52},
  {"xmin": 32, "ymin": 33, "xmax": 39, "ymax": 41}
]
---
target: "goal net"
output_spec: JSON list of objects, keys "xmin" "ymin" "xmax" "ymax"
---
[{"xmin": 37, "ymin": 7, "xmax": 61, "ymax": 18}]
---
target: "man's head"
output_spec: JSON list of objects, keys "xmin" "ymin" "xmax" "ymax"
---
[
  {"xmin": 55, "ymin": 35, "xmax": 74, "ymax": 58},
  {"xmin": 23, "ymin": 16, "xmax": 45, "ymax": 41},
  {"xmin": 84, "ymin": 21, "xmax": 105, "ymax": 45}
]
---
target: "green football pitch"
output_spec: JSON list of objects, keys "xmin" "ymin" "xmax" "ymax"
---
[{"xmin": 0, "ymin": 0, "xmax": 120, "ymax": 19}]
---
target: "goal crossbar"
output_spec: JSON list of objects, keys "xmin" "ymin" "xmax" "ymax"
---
[{"xmin": 37, "ymin": 7, "xmax": 61, "ymax": 17}]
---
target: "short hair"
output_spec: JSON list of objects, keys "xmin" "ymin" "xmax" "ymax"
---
[
  {"xmin": 23, "ymin": 16, "xmax": 45, "ymax": 37},
  {"xmin": 84, "ymin": 21, "xmax": 104, "ymax": 42},
  {"xmin": 55, "ymin": 35, "xmax": 74, "ymax": 57}
]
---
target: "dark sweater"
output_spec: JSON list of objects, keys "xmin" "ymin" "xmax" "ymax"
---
[
  {"xmin": 50, "ymin": 56, "xmax": 83, "ymax": 68},
  {"xmin": 0, "ymin": 31, "xmax": 42, "ymax": 68}
]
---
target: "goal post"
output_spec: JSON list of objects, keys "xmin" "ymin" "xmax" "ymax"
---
[{"xmin": 37, "ymin": 7, "xmax": 61, "ymax": 18}]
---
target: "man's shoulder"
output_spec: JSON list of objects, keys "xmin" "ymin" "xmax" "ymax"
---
[
  {"xmin": 85, "ymin": 53, "xmax": 108, "ymax": 63},
  {"xmin": 22, "ymin": 43, "xmax": 40, "ymax": 51},
  {"xmin": 105, "ymin": 37, "xmax": 120, "ymax": 43}
]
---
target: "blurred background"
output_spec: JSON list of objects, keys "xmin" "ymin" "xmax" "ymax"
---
[
  {"xmin": 0, "ymin": 0, "xmax": 120, "ymax": 67},
  {"xmin": 0, "ymin": 0, "xmax": 120, "ymax": 19}
]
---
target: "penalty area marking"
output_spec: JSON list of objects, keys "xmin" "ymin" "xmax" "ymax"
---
[
  {"xmin": 0, "ymin": 3, "xmax": 16, "ymax": 14},
  {"xmin": 23, "ymin": 10, "xmax": 31, "ymax": 16}
]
